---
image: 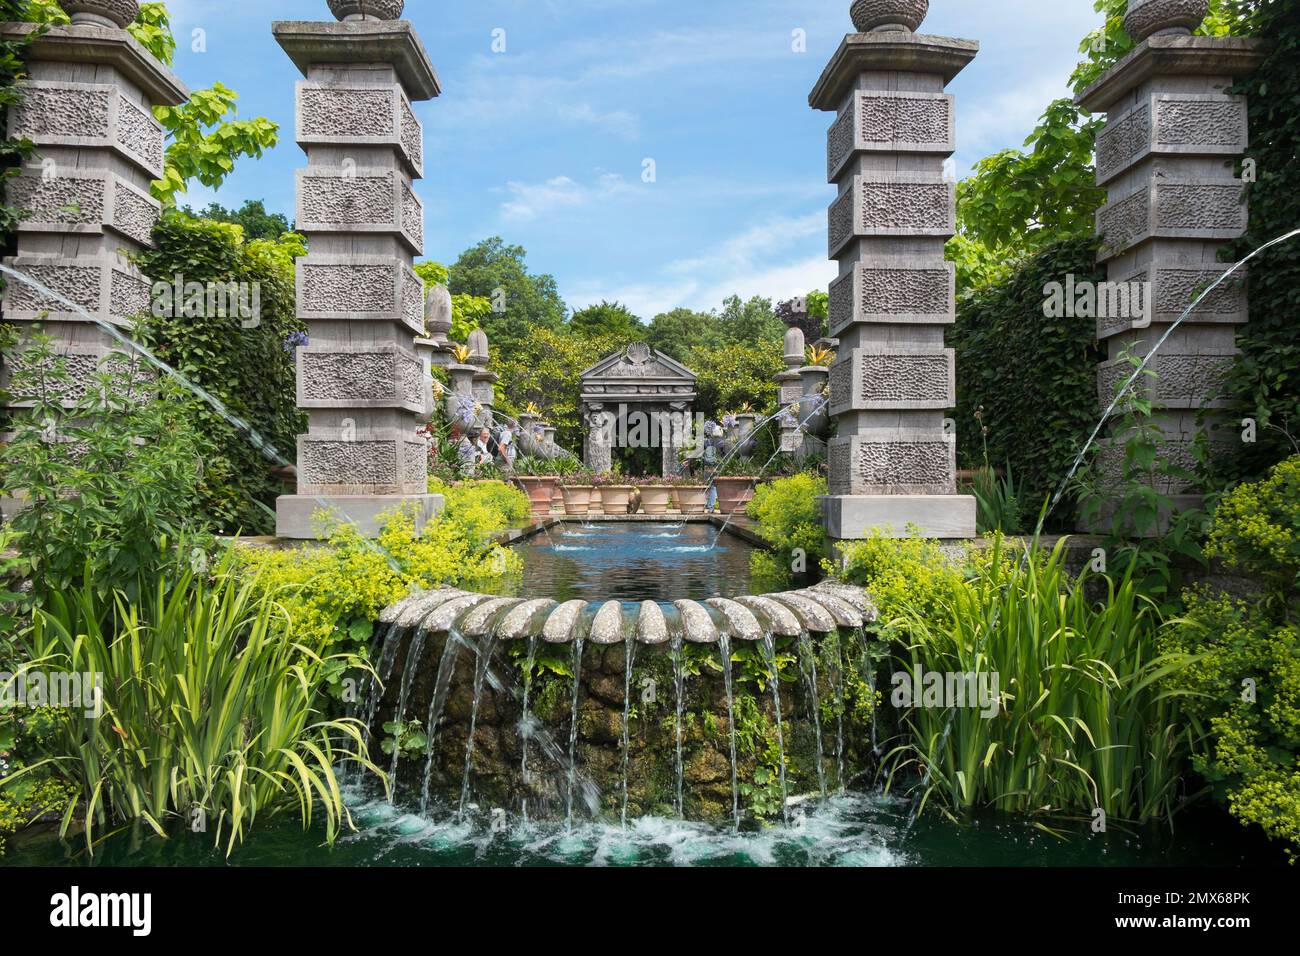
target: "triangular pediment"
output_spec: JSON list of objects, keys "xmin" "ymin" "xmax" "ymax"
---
[{"xmin": 579, "ymin": 343, "xmax": 697, "ymax": 384}]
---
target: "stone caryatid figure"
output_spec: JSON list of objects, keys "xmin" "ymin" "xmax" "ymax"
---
[
  {"xmin": 1076, "ymin": 0, "xmax": 1266, "ymax": 529},
  {"xmin": 274, "ymin": 0, "xmax": 444, "ymax": 537},
  {"xmin": 0, "ymin": 0, "xmax": 187, "ymax": 423},
  {"xmin": 811, "ymin": 1, "xmax": 977, "ymax": 539}
]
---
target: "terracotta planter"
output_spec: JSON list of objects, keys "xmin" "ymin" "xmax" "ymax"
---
[
  {"xmin": 551, "ymin": 482, "xmax": 564, "ymax": 513},
  {"xmin": 714, "ymin": 477, "xmax": 757, "ymax": 515},
  {"xmin": 674, "ymin": 486, "xmax": 708, "ymax": 515},
  {"xmin": 597, "ymin": 485, "xmax": 633, "ymax": 514},
  {"xmin": 588, "ymin": 487, "xmax": 603, "ymax": 515},
  {"xmin": 514, "ymin": 476, "xmax": 559, "ymax": 516},
  {"xmin": 561, "ymin": 485, "xmax": 594, "ymax": 516},
  {"xmin": 640, "ymin": 486, "xmax": 672, "ymax": 515}
]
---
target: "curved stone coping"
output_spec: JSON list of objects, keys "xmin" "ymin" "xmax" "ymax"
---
[{"xmin": 378, "ymin": 584, "xmax": 875, "ymax": 644}]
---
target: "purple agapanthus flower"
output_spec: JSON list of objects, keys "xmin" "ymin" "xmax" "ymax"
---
[
  {"xmin": 722, "ymin": 414, "xmax": 738, "ymax": 430},
  {"xmin": 283, "ymin": 330, "xmax": 309, "ymax": 353},
  {"xmin": 455, "ymin": 393, "xmax": 477, "ymax": 421}
]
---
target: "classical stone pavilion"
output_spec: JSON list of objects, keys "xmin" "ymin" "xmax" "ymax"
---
[
  {"xmin": 811, "ymin": 0, "xmax": 977, "ymax": 539},
  {"xmin": 579, "ymin": 343, "xmax": 697, "ymax": 477}
]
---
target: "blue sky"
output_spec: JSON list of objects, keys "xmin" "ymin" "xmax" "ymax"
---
[{"xmin": 165, "ymin": 0, "xmax": 1104, "ymax": 318}]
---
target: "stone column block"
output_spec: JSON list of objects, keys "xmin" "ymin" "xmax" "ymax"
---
[{"xmin": 809, "ymin": 5, "xmax": 976, "ymax": 540}]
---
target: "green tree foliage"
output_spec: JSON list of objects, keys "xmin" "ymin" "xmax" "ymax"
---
[
  {"xmin": 492, "ymin": 327, "xmax": 629, "ymax": 450},
  {"xmin": 447, "ymin": 237, "xmax": 567, "ymax": 354},
  {"xmin": 647, "ymin": 307, "xmax": 720, "ymax": 358},
  {"xmin": 188, "ymin": 199, "xmax": 291, "ymax": 241},
  {"xmin": 135, "ymin": 212, "xmax": 307, "ymax": 534},
  {"xmin": 569, "ymin": 300, "xmax": 647, "ymax": 340},
  {"xmin": 717, "ymin": 294, "xmax": 784, "ymax": 344},
  {"xmin": 1211, "ymin": 0, "xmax": 1300, "ymax": 485},
  {"xmin": 1161, "ymin": 455, "xmax": 1300, "ymax": 859},
  {"xmin": 152, "ymin": 82, "xmax": 278, "ymax": 205},
  {"xmin": 688, "ymin": 340, "xmax": 784, "ymax": 417},
  {"xmin": 949, "ymin": 237, "xmax": 1105, "ymax": 524}
]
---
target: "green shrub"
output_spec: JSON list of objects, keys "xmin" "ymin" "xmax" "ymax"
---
[
  {"xmin": 234, "ymin": 484, "xmax": 525, "ymax": 697},
  {"xmin": 0, "ymin": 338, "xmax": 214, "ymax": 601},
  {"xmin": 746, "ymin": 472, "xmax": 827, "ymax": 591},
  {"xmin": 1162, "ymin": 456, "xmax": 1300, "ymax": 858}
]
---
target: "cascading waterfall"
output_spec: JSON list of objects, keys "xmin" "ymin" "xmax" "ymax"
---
[
  {"xmin": 672, "ymin": 633, "xmax": 686, "ymax": 816},
  {"xmin": 458, "ymin": 633, "xmax": 499, "ymax": 815},
  {"xmin": 359, "ymin": 624, "xmax": 402, "ymax": 761},
  {"xmin": 385, "ymin": 629, "xmax": 430, "ymax": 788},
  {"xmin": 797, "ymin": 632, "xmax": 827, "ymax": 794},
  {"xmin": 565, "ymin": 637, "xmax": 585, "ymax": 826},
  {"xmin": 832, "ymin": 633, "xmax": 846, "ymax": 792},
  {"xmin": 519, "ymin": 637, "xmax": 539, "ymax": 822},
  {"xmin": 619, "ymin": 633, "xmax": 638, "ymax": 827},
  {"xmin": 418, "ymin": 632, "xmax": 465, "ymax": 815},
  {"xmin": 857, "ymin": 628, "xmax": 879, "ymax": 757},
  {"xmin": 718, "ymin": 633, "xmax": 740, "ymax": 829},
  {"xmin": 762, "ymin": 633, "xmax": 791, "ymax": 824}
]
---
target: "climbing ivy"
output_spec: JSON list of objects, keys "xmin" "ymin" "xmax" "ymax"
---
[
  {"xmin": 949, "ymin": 237, "xmax": 1106, "ymax": 525},
  {"xmin": 1210, "ymin": 0, "xmax": 1300, "ymax": 485}
]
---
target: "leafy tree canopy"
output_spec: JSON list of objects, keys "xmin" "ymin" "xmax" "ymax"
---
[
  {"xmin": 569, "ymin": 300, "xmax": 647, "ymax": 341},
  {"xmin": 447, "ymin": 237, "xmax": 567, "ymax": 354}
]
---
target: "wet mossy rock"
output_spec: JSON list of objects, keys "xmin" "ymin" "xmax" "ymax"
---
[{"xmin": 367, "ymin": 583, "xmax": 878, "ymax": 823}]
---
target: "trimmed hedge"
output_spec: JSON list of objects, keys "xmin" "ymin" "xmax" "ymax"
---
[{"xmin": 950, "ymin": 237, "xmax": 1105, "ymax": 526}]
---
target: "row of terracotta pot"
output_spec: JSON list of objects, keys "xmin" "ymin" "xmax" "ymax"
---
[{"xmin": 512, "ymin": 477, "xmax": 759, "ymax": 517}]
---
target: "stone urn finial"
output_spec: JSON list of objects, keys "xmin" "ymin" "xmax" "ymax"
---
[
  {"xmin": 58, "ymin": 0, "xmax": 140, "ymax": 28},
  {"xmin": 467, "ymin": 328, "xmax": 490, "ymax": 366},
  {"xmin": 850, "ymin": 0, "xmax": 929, "ymax": 33},
  {"xmin": 783, "ymin": 327, "xmax": 806, "ymax": 368},
  {"xmin": 1123, "ymin": 0, "xmax": 1210, "ymax": 42},
  {"xmin": 327, "ymin": 0, "xmax": 405, "ymax": 21}
]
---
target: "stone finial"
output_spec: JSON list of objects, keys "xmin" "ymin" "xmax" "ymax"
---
[
  {"xmin": 425, "ymin": 284, "xmax": 452, "ymax": 334},
  {"xmin": 58, "ymin": 0, "xmax": 140, "ymax": 27},
  {"xmin": 1123, "ymin": 0, "xmax": 1209, "ymax": 42},
  {"xmin": 467, "ymin": 328, "xmax": 490, "ymax": 365},
  {"xmin": 850, "ymin": 0, "xmax": 929, "ymax": 33},
  {"xmin": 784, "ymin": 327, "xmax": 806, "ymax": 368},
  {"xmin": 327, "ymin": 0, "xmax": 405, "ymax": 21}
]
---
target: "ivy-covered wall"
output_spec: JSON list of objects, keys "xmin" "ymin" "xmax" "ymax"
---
[
  {"xmin": 949, "ymin": 237, "xmax": 1106, "ymax": 526},
  {"xmin": 1214, "ymin": 0, "xmax": 1300, "ymax": 486}
]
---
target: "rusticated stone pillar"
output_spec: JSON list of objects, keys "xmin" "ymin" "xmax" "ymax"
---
[
  {"xmin": 1077, "ymin": 0, "xmax": 1266, "ymax": 527},
  {"xmin": 273, "ymin": 4, "xmax": 444, "ymax": 538},
  {"xmin": 0, "ymin": 3, "xmax": 187, "ymax": 416},
  {"xmin": 811, "ymin": 1, "xmax": 977, "ymax": 539}
]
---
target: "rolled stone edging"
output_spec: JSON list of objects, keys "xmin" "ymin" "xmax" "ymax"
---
[{"xmin": 379, "ymin": 582, "xmax": 876, "ymax": 644}]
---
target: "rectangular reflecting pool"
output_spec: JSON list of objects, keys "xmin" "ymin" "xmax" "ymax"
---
[{"xmin": 497, "ymin": 520, "xmax": 755, "ymax": 603}]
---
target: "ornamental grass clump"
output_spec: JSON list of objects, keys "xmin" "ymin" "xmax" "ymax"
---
[
  {"xmin": 11, "ymin": 551, "xmax": 381, "ymax": 857},
  {"xmin": 841, "ymin": 534, "xmax": 1196, "ymax": 826}
]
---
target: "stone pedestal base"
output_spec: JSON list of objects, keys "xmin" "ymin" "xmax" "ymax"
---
[
  {"xmin": 275, "ymin": 493, "xmax": 445, "ymax": 539},
  {"xmin": 820, "ymin": 494, "xmax": 976, "ymax": 540}
]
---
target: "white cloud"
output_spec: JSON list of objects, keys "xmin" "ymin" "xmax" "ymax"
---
[
  {"xmin": 566, "ymin": 210, "xmax": 835, "ymax": 318},
  {"xmin": 498, "ymin": 171, "xmax": 632, "ymax": 221}
]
